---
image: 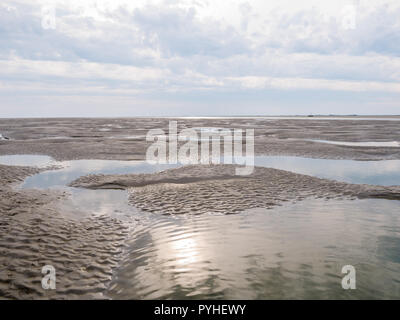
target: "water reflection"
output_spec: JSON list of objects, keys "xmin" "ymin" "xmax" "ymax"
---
[
  {"xmin": 254, "ymin": 156, "xmax": 400, "ymax": 186},
  {"xmin": 308, "ymin": 140, "xmax": 400, "ymax": 148},
  {"xmin": 1, "ymin": 157, "xmax": 172, "ymax": 219},
  {"xmin": 22, "ymin": 159, "xmax": 178, "ymax": 189},
  {"xmin": 2, "ymin": 155, "xmax": 400, "ymax": 299},
  {"xmin": 0, "ymin": 154, "xmax": 55, "ymax": 167},
  {"xmin": 107, "ymin": 198, "xmax": 400, "ymax": 299},
  {"xmin": 56, "ymin": 188, "xmax": 139, "ymax": 220},
  {"xmin": 377, "ymin": 236, "xmax": 400, "ymax": 264},
  {"xmin": 2, "ymin": 155, "xmax": 399, "ymax": 187}
]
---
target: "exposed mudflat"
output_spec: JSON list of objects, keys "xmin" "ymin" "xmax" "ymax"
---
[
  {"xmin": 0, "ymin": 117, "xmax": 400, "ymax": 299},
  {"xmin": 70, "ymin": 164, "xmax": 400, "ymax": 215},
  {"xmin": 1, "ymin": 117, "xmax": 400, "ymax": 161},
  {"xmin": 0, "ymin": 164, "xmax": 129, "ymax": 299}
]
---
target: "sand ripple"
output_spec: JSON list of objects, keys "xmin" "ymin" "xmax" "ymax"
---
[
  {"xmin": 70, "ymin": 164, "xmax": 400, "ymax": 215},
  {"xmin": 0, "ymin": 164, "xmax": 129, "ymax": 299}
]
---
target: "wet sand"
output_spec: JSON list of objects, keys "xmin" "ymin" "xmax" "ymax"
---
[
  {"xmin": 0, "ymin": 164, "xmax": 128, "ymax": 299},
  {"xmin": 0, "ymin": 117, "xmax": 399, "ymax": 299},
  {"xmin": 1, "ymin": 117, "xmax": 400, "ymax": 161},
  {"xmin": 70, "ymin": 164, "xmax": 400, "ymax": 215}
]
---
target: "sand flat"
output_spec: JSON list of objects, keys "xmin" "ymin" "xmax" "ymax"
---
[
  {"xmin": 69, "ymin": 164, "xmax": 400, "ymax": 215},
  {"xmin": 0, "ymin": 117, "xmax": 400, "ymax": 299},
  {"xmin": 0, "ymin": 164, "xmax": 129, "ymax": 299},
  {"xmin": 1, "ymin": 117, "xmax": 399, "ymax": 161}
]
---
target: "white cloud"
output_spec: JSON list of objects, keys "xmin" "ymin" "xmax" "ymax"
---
[
  {"xmin": 1, "ymin": 0, "xmax": 400, "ymax": 116},
  {"xmin": 228, "ymin": 76, "xmax": 400, "ymax": 92}
]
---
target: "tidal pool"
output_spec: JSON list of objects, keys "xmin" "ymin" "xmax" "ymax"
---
[
  {"xmin": 107, "ymin": 198, "xmax": 400, "ymax": 299},
  {"xmin": 254, "ymin": 156, "xmax": 400, "ymax": 186},
  {"xmin": 17, "ymin": 157, "xmax": 178, "ymax": 218},
  {"xmin": 2, "ymin": 154, "xmax": 400, "ymax": 299},
  {"xmin": 12, "ymin": 155, "xmax": 399, "ymax": 188},
  {"xmin": 21, "ymin": 159, "xmax": 178, "ymax": 189},
  {"xmin": 309, "ymin": 140, "xmax": 400, "ymax": 148},
  {"xmin": 1, "ymin": 154, "xmax": 399, "ymax": 220},
  {"xmin": 0, "ymin": 154, "xmax": 55, "ymax": 167}
]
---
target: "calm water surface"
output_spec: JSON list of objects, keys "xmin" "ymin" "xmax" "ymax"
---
[
  {"xmin": 0, "ymin": 154, "xmax": 55, "ymax": 167},
  {"xmin": 107, "ymin": 198, "xmax": 400, "ymax": 299},
  {"xmin": 21, "ymin": 159, "xmax": 178, "ymax": 189},
  {"xmin": 1, "ymin": 154, "xmax": 400, "ymax": 299},
  {"xmin": 308, "ymin": 140, "xmax": 400, "ymax": 148},
  {"xmin": 254, "ymin": 156, "xmax": 400, "ymax": 186},
  {"xmin": 2, "ymin": 155, "xmax": 398, "ymax": 187}
]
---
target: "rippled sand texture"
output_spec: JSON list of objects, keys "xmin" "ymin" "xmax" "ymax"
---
[
  {"xmin": 1, "ymin": 117, "xmax": 400, "ymax": 161},
  {"xmin": 70, "ymin": 165, "xmax": 400, "ymax": 215},
  {"xmin": 1, "ymin": 117, "xmax": 400, "ymax": 299},
  {"xmin": 0, "ymin": 165, "xmax": 129, "ymax": 299}
]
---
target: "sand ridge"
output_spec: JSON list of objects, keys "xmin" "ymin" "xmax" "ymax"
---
[{"xmin": 70, "ymin": 164, "xmax": 400, "ymax": 215}]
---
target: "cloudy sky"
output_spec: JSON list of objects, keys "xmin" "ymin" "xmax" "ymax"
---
[{"xmin": 1, "ymin": 0, "xmax": 399, "ymax": 117}]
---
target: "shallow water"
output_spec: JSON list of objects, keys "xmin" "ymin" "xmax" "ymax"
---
[
  {"xmin": 254, "ymin": 156, "xmax": 400, "ymax": 186},
  {"xmin": 18, "ymin": 157, "xmax": 178, "ymax": 218},
  {"xmin": 1, "ymin": 154, "xmax": 399, "ymax": 217},
  {"xmin": 21, "ymin": 159, "xmax": 178, "ymax": 189},
  {"xmin": 107, "ymin": 198, "xmax": 400, "ymax": 299},
  {"xmin": 4, "ymin": 155, "xmax": 398, "ymax": 188},
  {"xmin": 309, "ymin": 140, "xmax": 400, "ymax": 148},
  {"xmin": 2, "ymin": 154, "xmax": 400, "ymax": 299},
  {"xmin": 0, "ymin": 154, "xmax": 55, "ymax": 167},
  {"xmin": 56, "ymin": 188, "xmax": 139, "ymax": 220}
]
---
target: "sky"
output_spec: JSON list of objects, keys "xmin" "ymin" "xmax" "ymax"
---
[{"xmin": 0, "ymin": 0, "xmax": 399, "ymax": 117}]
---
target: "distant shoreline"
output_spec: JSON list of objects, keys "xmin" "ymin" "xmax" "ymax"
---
[{"xmin": 0, "ymin": 115, "xmax": 400, "ymax": 120}]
